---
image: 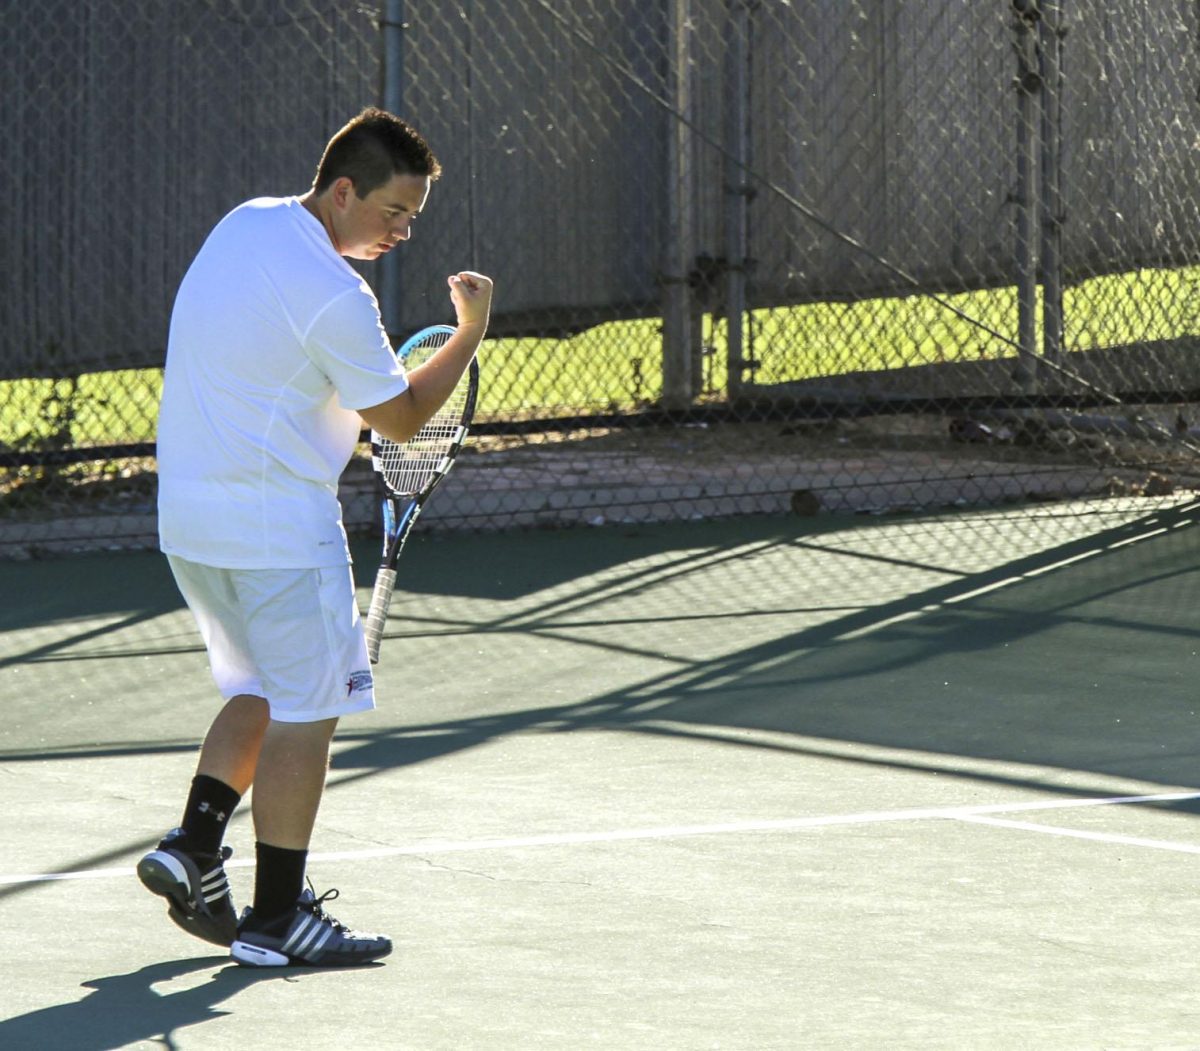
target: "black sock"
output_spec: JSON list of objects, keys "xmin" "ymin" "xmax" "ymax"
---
[
  {"xmin": 250, "ymin": 842, "xmax": 308, "ymax": 927},
  {"xmin": 178, "ymin": 774, "xmax": 241, "ymax": 854}
]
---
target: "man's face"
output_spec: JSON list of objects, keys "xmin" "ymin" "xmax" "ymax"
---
[{"xmin": 332, "ymin": 172, "xmax": 431, "ymax": 260}]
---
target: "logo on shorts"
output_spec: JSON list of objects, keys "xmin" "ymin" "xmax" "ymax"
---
[{"xmin": 346, "ymin": 670, "xmax": 372, "ymax": 696}]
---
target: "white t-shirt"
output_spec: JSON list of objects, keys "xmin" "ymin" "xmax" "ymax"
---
[{"xmin": 157, "ymin": 196, "xmax": 409, "ymax": 568}]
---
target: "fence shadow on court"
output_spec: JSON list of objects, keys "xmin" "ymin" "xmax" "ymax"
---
[
  {"xmin": 4, "ymin": 502, "xmax": 1199, "ymax": 916},
  {"xmin": 328, "ymin": 498, "xmax": 1200, "ymax": 801}
]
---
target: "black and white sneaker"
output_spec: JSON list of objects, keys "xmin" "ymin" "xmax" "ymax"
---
[
  {"xmin": 230, "ymin": 888, "xmax": 392, "ymax": 967},
  {"xmin": 137, "ymin": 828, "xmax": 238, "ymax": 947}
]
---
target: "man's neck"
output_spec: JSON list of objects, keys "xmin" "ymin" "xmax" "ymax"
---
[{"xmin": 299, "ymin": 191, "xmax": 340, "ymax": 254}]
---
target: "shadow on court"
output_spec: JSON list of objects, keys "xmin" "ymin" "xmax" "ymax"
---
[
  {"xmin": 0, "ymin": 957, "xmax": 367, "ymax": 1051},
  {"xmin": 5, "ymin": 501, "xmax": 1200, "ymax": 839},
  {"xmin": 4, "ymin": 502, "xmax": 1200, "ymax": 1047},
  {"xmin": 321, "ymin": 496, "xmax": 1200, "ymax": 799}
]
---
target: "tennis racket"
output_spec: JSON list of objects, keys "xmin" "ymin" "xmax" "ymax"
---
[{"xmin": 363, "ymin": 324, "xmax": 479, "ymax": 663}]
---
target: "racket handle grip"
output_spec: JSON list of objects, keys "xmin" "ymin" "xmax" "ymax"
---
[{"xmin": 364, "ymin": 567, "xmax": 398, "ymax": 665}]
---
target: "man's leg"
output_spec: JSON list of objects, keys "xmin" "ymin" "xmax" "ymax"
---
[
  {"xmin": 242, "ymin": 717, "xmax": 338, "ymax": 924},
  {"xmin": 251, "ymin": 716, "xmax": 338, "ymax": 849},
  {"xmin": 196, "ymin": 693, "xmax": 272, "ymax": 796},
  {"xmin": 164, "ymin": 694, "xmax": 270, "ymax": 855},
  {"xmin": 231, "ymin": 715, "xmax": 392, "ymax": 967},
  {"xmin": 137, "ymin": 695, "xmax": 268, "ymax": 947}
]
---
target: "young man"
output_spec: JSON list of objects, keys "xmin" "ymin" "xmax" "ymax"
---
[{"xmin": 140, "ymin": 108, "xmax": 492, "ymax": 967}]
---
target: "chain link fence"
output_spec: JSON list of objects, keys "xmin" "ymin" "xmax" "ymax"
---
[{"xmin": 4, "ymin": 0, "xmax": 1200, "ymax": 558}]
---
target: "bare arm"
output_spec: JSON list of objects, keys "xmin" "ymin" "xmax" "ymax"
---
[{"xmin": 359, "ymin": 271, "xmax": 493, "ymax": 443}]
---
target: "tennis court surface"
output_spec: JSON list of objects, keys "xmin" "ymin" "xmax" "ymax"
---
[{"xmin": 3, "ymin": 503, "xmax": 1200, "ymax": 1050}]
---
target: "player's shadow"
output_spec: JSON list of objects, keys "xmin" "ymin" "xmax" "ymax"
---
[{"xmin": 0, "ymin": 955, "xmax": 357, "ymax": 1050}]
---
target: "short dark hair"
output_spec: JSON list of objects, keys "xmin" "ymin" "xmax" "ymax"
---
[{"xmin": 312, "ymin": 108, "xmax": 441, "ymax": 197}]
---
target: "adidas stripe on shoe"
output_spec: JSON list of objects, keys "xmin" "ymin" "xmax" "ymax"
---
[
  {"xmin": 231, "ymin": 888, "xmax": 392, "ymax": 967},
  {"xmin": 137, "ymin": 828, "xmax": 238, "ymax": 947}
]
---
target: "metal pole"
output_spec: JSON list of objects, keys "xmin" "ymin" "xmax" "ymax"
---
[
  {"xmin": 1012, "ymin": 0, "xmax": 1041, "ymax": 391},
  {"xmin": 1039, "ymin": 0, "xmax": 1064, "ymax": 366},
  {"xmin": 724, "ymin": 0, "xmax": 751, "ymax": 399},
  {"xmin": 379, "ymin": 0, "xmax": 405, "ymax": 341},
  {"xmin": 661, "ymin": 0, "xmax": 699, "ymax": 410}
]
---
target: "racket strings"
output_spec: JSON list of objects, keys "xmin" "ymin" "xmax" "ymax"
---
[
  {"xmin": 372, "ymin": 327, "xmax": 469, "ymax": 494},
  {"xmin": 376, "ymin": 392, "xmax": 469, "ymax": 494}
]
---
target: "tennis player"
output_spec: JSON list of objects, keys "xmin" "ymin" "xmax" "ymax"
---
[{"xmin": 140, "ymin": 108, "xmax": 492, "ymax": 967}]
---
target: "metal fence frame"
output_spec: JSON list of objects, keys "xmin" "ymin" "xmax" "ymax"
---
[{"xmin": 4, "ymin": 0, "xmax": 1200, "ymax": 558}]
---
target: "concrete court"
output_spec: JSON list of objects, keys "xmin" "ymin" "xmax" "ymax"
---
[{"xmin": 2, "ymin": 503, "xmax": 1200, "ymax": 1050}]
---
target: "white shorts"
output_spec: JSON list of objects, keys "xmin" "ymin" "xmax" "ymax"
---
[{"xmin": 168, "ymin": 555, "xmax": 375, "ymax": 723}]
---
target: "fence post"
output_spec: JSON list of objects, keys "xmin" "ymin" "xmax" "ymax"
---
[
  {"xmin": 1039, "ymin": 0, "xmax": 1064, "ymax": 366},
  {"xmin": 380, "ymin": 0, "xmax": 406, "ymax": 341},
  {"xmin": 662, "ymin": 0, "xmax": 701, "ymax": 410},
  {"xmin": 1012, "ymin": 0, "xmax": 1042, "ymax": 391},
  {"xmin": 724, "ymin": 0, "xmax": 752, "ymax": 399}
]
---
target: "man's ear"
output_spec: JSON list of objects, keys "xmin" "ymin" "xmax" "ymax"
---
[{"xmin": 331, "ymin": 176, "xmax": 355, "ymax": 210}]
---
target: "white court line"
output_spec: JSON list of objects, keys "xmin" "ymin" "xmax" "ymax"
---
[
  {"xmin": 952, "ymin": 813, "xmax": 1200, "ymax": 855},
  {"xmin": 3, "ymin": 790, "xmax": 1198, "ymax": 887}
]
